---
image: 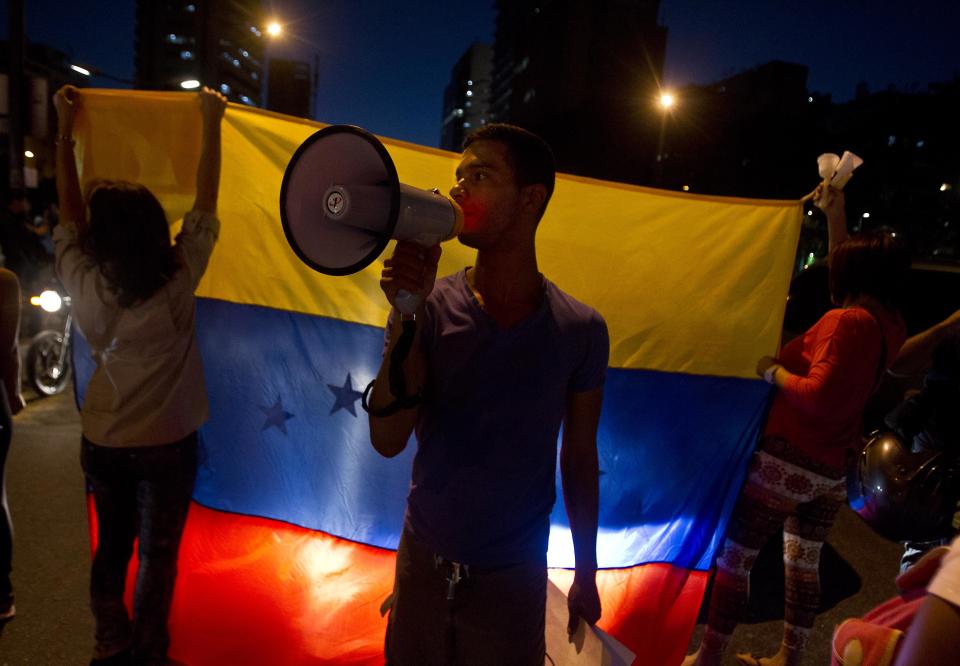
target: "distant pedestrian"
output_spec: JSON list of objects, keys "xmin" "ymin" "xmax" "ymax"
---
[
  {"xmin": 0, "ymin": 190, "xmax": 47, "ymax": 286},
  {"xmin": 53, "ymin": 84, "xmax": 226, "ymax": 666},
  {"xmin": 0, "ymin": 267, "xmax": 26, "ymax": 623}
]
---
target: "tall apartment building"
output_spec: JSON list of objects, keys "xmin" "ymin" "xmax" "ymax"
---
[
  {"xmin": 135, "ymin": 0, "xmax": 265, "ymax": 106},
  {"xmin": 1, "ymin": 42, "xmax": 88, "ymax": 190},
  {"xmin": 489, "ymin": 0, "xmax": 667, "ymax": 184},
  {"xmin": 267, "ymin": 58, "xmax": 313, "ymax": 119},
  {"xmin": 440, "ymin": 43, "xmax": 493, "ymax": 152}
]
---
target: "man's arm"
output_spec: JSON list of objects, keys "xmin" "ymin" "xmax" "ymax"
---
[
  {"xmin": 0, "ymin": 269, "xmax": 24, "ymax": 415},
  {"xmin": 367, "ymin": 241, "xmax": 441, "ymax": 457},
  {"xmin": 560, "ymin": 385, "xmax": 603, "ymax": 633},
  {"xmin": 889, "ymin": 309, "xmax": 960, "ymax": 376},
  {"xmin": 893, "ymin": 594, "xmax": 960, "ymax": 666}
]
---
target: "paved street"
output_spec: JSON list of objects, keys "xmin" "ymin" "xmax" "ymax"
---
[
  {"xmin": 1, "ymin": 390, "xmax": 91, "ymax": 665},
  {"xmin": 0, "ymin": 389, "xmax": 904, "ymax": 665}
]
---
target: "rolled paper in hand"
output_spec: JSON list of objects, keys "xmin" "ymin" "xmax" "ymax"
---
[
  {"xmin": 818, "ymin": 153, "xmax": 840, "ymax": 181},
  {"xmin": 830, "ymin": 150, "xmax": 864, "ymax": 189}
]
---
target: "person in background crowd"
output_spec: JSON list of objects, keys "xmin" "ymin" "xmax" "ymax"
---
[{"xmin": 0, "ymin": 267, "xmax": 26, "ymax": 623}]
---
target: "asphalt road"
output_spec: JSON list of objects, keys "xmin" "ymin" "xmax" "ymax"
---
[{"xmin": 0, "ymin": 390, "xmax": 904, "ymax": 665}]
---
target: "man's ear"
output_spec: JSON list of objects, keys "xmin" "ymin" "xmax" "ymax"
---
[{"xmin": 521, "ymin": 183, "xmax": 547, "ymax": 217}]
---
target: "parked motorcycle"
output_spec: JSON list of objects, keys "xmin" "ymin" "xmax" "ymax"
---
[{"xmin": 25, "ymin": 287, "xmax": 73, "ymax": 397}]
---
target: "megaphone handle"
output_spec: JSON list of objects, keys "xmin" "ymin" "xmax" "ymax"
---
[{"xmin": 395, "ymin": 289, "xmax": 422, "ymax": 316}]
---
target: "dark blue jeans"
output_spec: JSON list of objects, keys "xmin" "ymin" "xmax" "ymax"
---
[
  {"xmin": 81, "ymin": 433, "xmax": 198, "ymax": 664},
  {"xmin": 0, "ymin": 385, "xmax": 12, "ymax": 610}
]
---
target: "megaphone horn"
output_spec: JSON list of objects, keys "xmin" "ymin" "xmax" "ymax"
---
[{"xmin": 279, "ymin": 125, "xmax": 463, "ymax": 313}]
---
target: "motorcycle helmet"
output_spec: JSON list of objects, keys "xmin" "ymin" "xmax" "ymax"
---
[{"xmin": 847, "ymin": 430, "xmax": 960, "ymax": 542}]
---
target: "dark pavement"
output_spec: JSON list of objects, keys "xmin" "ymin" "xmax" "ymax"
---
[
  {"xmin": 0, "ymin": 389, "xmax": 904, "ymax": 665},
  {"xmin": 1, "ymin": 390, "xmax": 91, "ymax": 665}
]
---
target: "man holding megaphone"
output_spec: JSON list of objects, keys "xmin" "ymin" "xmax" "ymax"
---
[{"xmin": 367, "ymin": 124, "xmax": 610, "ymax": 665}]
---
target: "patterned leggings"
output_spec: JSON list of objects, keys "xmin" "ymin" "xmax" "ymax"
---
[{"xmin": 698, "ymin": 437, "xmax": 846, "ymax": 662}]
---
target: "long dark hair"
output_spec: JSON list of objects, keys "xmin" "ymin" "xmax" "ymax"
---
[
  {"xmin": 829, "ymin": 230, "xmax": 911, "ymax": 313},
  {"xmin": 82, "ymin": 180, "xmax": 178, "ymax": 308}
]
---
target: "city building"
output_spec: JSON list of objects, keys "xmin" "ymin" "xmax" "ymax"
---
[
  {"xmin": 267, "ymin": 57, "xmax": 313, "ymax": 119},
  {"xmin": 440, "ymin": 43, "xmax": 492, "ymax": 152},
  {"xmin": 664, "ymin": 60, "xmax": 814, "ymax": 199},
  {"xmin": 488, "ymin": 0, "xmax": 668, "ymax": 184},
  {"xmin": 1, "ymin": 41, "xmax": 88, "ymax": 191},
  {"xmin": 135, "ymin": 0, "xmax": 265, "ymax": 106}
]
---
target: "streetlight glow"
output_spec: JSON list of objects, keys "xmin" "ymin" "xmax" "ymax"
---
[
  {"xmin": 70, "ymin": 64, "xmax": 91, "ymax": 76},
  {"xmin": 180, "ymin": 79, "xmax": 201, "ymax": 90},
  {"xmin": 266, "ymin": 21, "xmax": 283, "ymax": 37},
  {"xmin": 24, "ymin": 150, "xmax": 35, "ymax": 158},
  {"xmin": 658, "ymin": 91, "xmax": 675, "ymax": 110}
]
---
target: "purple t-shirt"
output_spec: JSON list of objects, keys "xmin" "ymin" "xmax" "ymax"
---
[{"xmin": 399, "ymin": 269, "xmax": 609, "ymax": 567}]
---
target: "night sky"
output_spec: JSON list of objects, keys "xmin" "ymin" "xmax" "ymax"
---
[{"xmin": 4, "ymin": 0, "xmax": 959, "ymax": 147}]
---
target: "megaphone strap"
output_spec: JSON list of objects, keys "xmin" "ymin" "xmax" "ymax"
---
[{"xmin": 362, "ymin": 319, "xmax": 424, "ymax": 417}]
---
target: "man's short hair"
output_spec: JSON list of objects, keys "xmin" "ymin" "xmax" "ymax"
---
[{"xmin": 463, "ymin": 123, "xmax": 556, "ymax": 215}]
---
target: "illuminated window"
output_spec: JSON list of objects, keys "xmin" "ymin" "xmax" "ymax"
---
[{"xmin": 464, "ymin": 122, "xmax": 472, "ymax": 128}]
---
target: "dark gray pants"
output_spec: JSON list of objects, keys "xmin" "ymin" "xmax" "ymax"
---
[
  {"xmin": 81, "ymin": 433, "xmax": 197, "ymax": 664},
  {"xmin": 385, "ymin": 527, "xmax": 547, "ymax": 666}
]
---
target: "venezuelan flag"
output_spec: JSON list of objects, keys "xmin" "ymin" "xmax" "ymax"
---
[{"xmin": 72, "ymin": 90, "xmax": 801, "ymax": 665}]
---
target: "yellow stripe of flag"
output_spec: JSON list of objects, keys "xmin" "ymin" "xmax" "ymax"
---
[{"xmin": 74, "ymin": 90, "xmax": 801, "ymax": 379}]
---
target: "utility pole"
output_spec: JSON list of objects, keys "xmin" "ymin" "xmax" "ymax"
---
[{"xmin": 7, "ymin": 0, "xmax": 25, "ymax": 191}]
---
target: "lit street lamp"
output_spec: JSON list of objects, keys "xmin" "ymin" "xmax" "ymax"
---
[
  {"xmin": 656, "ymin": 90, "xmax": 677, "ymax": 186},
  {"xmin": 267, "ymin": 21, "xmax": 283, "ymax": 38},
  {"xmin": 68, "ymin": 62, "xmax": 133, "ymax": 85}
]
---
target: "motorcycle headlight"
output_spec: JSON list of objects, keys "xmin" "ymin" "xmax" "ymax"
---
[{"xmin": 38, "ymin": 290, "xmax": 63, "ymax": 313}]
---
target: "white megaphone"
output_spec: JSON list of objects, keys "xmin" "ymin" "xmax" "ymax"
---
[{"xmin": 279, "ymin": 125, "xmax": 463, "ymax": 314}]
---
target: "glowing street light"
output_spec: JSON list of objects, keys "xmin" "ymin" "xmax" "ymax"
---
[
  {"xmin": 180, "ymin": 79, "xmax": 201, "ymax": 90},
  {"xmin": 266, "ymin": 21, "xmax": 283, "ymax": 38},
  {"xmin": 24, "ymin": 150, "xmax": 34, "ymax": 158},
  {"xmin": 655, "ymin": 89, "xmax": 677, "ymax": 186},
  {"xmin": 70, "ymin": 64, "xmax": 92, "ymax": 77}
]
